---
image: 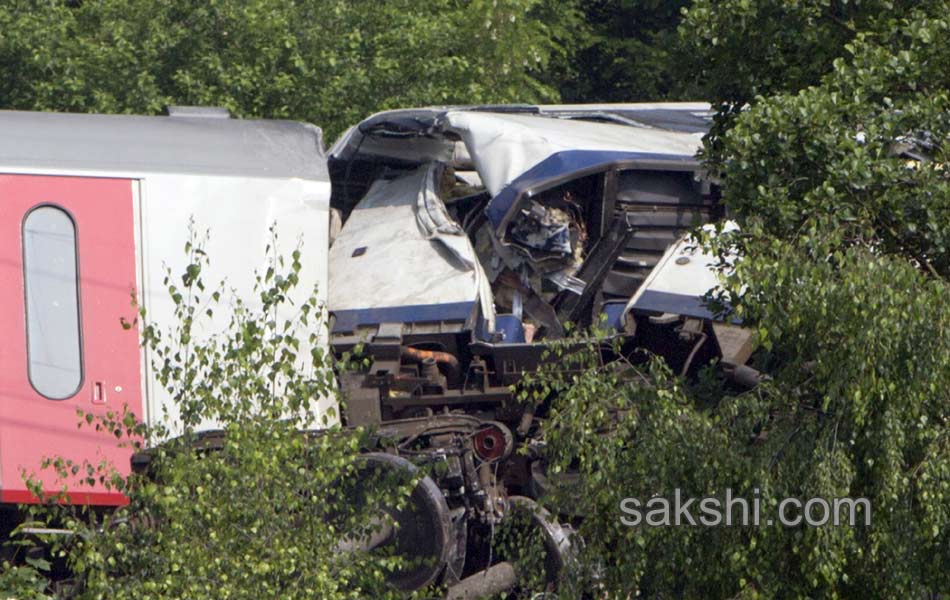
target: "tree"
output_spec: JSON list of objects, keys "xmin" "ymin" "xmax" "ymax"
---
[
  {"xmin": 678, "ymin": 0, "xmax": 929, "ymax": 109},
  {"xmin": 716, "ymin": 9, "xmax": 950, "ymax": 275},
  {"xmin": 676, "ymin": 0, "xmax": 938, "ymax": 150},
  {"xmin": 558, "ymin": 0, "xmax": 697, "ymax": 103},
  {"xmin": 533, "ymin": 5, "xmax": 950, "ymax": 598},
  {"xmin": 0, "ymin": 0, "xmax": 581, "ymax": 139}
]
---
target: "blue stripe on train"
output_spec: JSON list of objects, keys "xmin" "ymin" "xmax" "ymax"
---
[{"xmin": 331, "ymin": 301, "xmax": 477, "ymax": 334}]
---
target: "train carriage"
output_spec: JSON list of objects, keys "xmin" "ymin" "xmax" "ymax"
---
[{"xmin": 0, "ymin": 107, "xmax": 333, "ymax": 519}]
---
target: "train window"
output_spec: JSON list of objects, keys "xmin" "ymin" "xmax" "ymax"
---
[{"xmin": 23, "ymin": 205, "xmax": 83, "ymax": 399}]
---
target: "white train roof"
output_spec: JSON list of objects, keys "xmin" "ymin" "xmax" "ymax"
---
[{"xmin": 0, "ymin": 107, "xmax": 328, "ymax": 181}]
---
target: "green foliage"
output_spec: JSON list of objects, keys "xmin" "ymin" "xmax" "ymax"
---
[
  {"xmin": 529, "ymin": 4, "xmax": 950, "ymax": 599},
  {"xmin": 560, "ymin": 0, "xmax": 697, "ymax": 103},
  {"xmin": 678, "ymin": 0, "xmax": 926, "ymax": 109},
  {"xmin": 533, "ymin": 264, "xmax": 949, "ymax": 597},
  {"xmin": 0, "ymin": 226, "xmax": 417, "ymax": 599},
  {"xmin": 717, "ymin": 10, "xmax": 950, "ymax": 276},
  {"xmin": 0, "ymin": 561, "xmax": 53, "ymax": 599},
  {"xmin": 0, "ymin": 0, "xmax": 579, "ymax": 139},
  {"xmin": 490, "ymin": 497, "xmax": 560, "ymax": 595},
  {"xmin": 677, "ymin": 0, "xmax": 944, "ymax": 153}
]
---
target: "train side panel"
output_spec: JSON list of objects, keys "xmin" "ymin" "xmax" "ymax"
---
[{"xmin": 137, "ymin": 174, "xmax": 334, "ymax": 433}]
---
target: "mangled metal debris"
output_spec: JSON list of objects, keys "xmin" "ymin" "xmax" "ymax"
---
[{"xmin": 326, "ymin": 103, "xmax": 755, "ymax": 592}]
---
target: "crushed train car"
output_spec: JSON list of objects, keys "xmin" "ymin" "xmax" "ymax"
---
[
  {"xmin": 328, "ymin": 103, "xmax": 752, "ymax": 424},
  {"xmin": 326, "ymin": 104, "xmax": 758, "ymax": 593}
]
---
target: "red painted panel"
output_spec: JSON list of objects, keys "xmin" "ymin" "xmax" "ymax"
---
[
  {"xmin": 0, "ymin": 174, "xmax": 142, "ymax": 505},
  {"xmin": 0, "ymin": 489, "xmax": 129, "ymax": 507}
]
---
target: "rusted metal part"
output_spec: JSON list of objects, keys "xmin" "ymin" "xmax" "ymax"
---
[
  {"xmin": 401, "ymin": 346, "xmax": 461, "ymax": 383},
  {"xmin": 444, "ymin": 561, "xmax": 518, "ymax": 600},
  {"xmin": 372, "ymin": 414, "xmax": 485, "ymax": 443},
  {"xmin": 340, "ymin": 371, "xmax": 382, "ymax": 426},
  {"xmin": 472, "ymin": 421, "xmax": 514, "ymax": 462},
  {"xmin": 384, "ymin": 389, "xmax": 512, "ymax": 413},
  {"xmin": 420, "ymin": 356, "xmax": 446, "ymax": 389}
]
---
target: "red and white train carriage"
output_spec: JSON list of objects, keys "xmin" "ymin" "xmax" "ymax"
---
[{"xmin": 0, "ymin": 107, "xmax": 333, "ymax": 530}]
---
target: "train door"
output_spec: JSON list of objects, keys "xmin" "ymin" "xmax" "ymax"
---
[{"xmin": 0, "ymin": 174, "xmax": 142, "ymax": 505}]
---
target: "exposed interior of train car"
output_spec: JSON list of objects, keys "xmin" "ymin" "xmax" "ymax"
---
[{"xmin": 326, "ymin": 104, "xmax": 754, "ymax": 426}]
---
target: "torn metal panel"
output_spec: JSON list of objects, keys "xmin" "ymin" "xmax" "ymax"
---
[
  {"xmin": 328, "ymin": 164, "xmax": 491, "ymax": 333},
  {"xmin": 414, "ymin": 163, "xmax": 477, "ymax": 270},
  {"xmin": 329, "ymin": 104, "xmax": 709, "ymax": 215},
  {"xmin": 623, "ymin": 222, "xmax": 739, "ymax": 321},
  {"xmin": 329, "ymin": 103, "xmax": 735, "ymax": 361},
  {"xmin": 327, "ymin": 103, "xmax": 752, "ymax": 411},
  {"xmin": 443, "ymin": 111, "xmax": 704, "ymax": 198}
]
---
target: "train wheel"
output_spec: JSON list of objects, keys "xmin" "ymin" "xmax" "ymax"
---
[{"xmin": 351, "ymin": 452, "xmax": 453, "ymax": 591}]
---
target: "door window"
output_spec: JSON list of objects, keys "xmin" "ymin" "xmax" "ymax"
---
[{"xmin": 22, "ymin": 205, "xmax": 83, "ymax": 399}]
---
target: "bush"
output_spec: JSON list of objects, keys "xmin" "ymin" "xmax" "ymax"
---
[
  {"xmin": 528, "ymin": 7, "xmax": 950, "ymax": 598},
  {"xmin": 1, "ymin": 227, "xmax": 417, "ymax": 599}
]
